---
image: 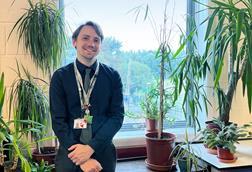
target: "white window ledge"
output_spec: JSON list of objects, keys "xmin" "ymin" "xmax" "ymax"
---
[{"xmin": 113, "ymin": 127, "xmax": 201, "ymax": 148}]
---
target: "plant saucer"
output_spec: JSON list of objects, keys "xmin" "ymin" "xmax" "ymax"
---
[{"xmin": 217, "ymin": 156, "xmax": 237, "ymax": 163}]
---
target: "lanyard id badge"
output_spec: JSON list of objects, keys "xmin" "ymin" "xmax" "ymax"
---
[
  {"xmin": 73, "ymin": 60, "xmax": 100, "ymax": 126},
  {"xmin": 73, "ymin": 118, "xmax": 87, "ymax": 129}
]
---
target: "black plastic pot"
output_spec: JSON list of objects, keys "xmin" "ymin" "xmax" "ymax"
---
[{"xmin": 178, "ymin": 157, "xmax": 192, "ymax": 172}]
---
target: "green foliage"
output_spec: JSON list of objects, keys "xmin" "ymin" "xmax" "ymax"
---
[
  {"xmin": 0, "ymin": 74, "xmax": 46, "ymax": 172},
  {"xmin": 9, "ymin": 63, "xmax": 50, "ymax": 151},
  {"xmin": 140, "ymin": 84, "xmax": 159, "ymax": 120},
  {"xmin": 0, "ymin": 73, "xmax": 6, "ymax": 167},
  {"xmin": 172, "ymin": 0, "xmax": 252, "ymax": 125},
  {"xmin": 0, "ymin": 116, "xmax": 45, "ymax": 172},
  {"xmin": 214, "ymin": 120, "xmax": 251, "ymax": 153},
  {"xmin": 0, "ymin": 73, "xmax": 6, "ymax": 118},
  {"xmin": 129, "ymin": 0, "xmax": 179, "ymax": 139},
  {"xmin": 140, "ymin": 82, "xmax": 175, "ymax": 120},
  {"xmin": 100, "ymin": 37, "xmax": 122, "ymax": 55},
  {"xmin": 9, "ymin": 0, "xmax": 67, "ymax": 74},
  {"xmin": 200, "ymin": 118, "xmax": 221, "ymax": 149},
  {"xmin": 171, "ymin": 21, "xmax": 209, "ymax": 130},
  {"xmin": 201, "ymin": 127, "xmax": 218, "ymax": 149},
  {"xmin": 172, "ymin": 131, "xmax": 200, "ymax": 172},
  {"xmin": 31, "ymin": 159, "xmax": 55, "ymax": 172}
]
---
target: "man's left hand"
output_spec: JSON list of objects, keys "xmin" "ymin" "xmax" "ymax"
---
[{"xmin": 80, "ymin": 158, "xmax": 103, "ymax": 172}]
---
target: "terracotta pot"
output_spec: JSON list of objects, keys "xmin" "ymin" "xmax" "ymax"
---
[
  {"xmin": 206, "ymin": 147, "xmax": 217, "ymax": 155},
  {"xmin": 217, "ymin": 147, "xmax": 235, "ymax": 161},
  {"xmin": 145, "ymin": 132, "xmax": 176, "ymax": 171},
  {"xmin": 204, "ymin": 144, "xmax": 217, "ymax": 155},
  {"xmin": 32, "ymin": 147, "xmax": 57, "ymax": 165},
  {"xmin": 145, "ymin": 118, "xmax": 157, "ymax": 133}
]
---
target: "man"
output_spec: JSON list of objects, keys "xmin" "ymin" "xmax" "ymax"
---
[{"xmin": 50, "ymin": 21, "xmax": 124, "ymax": 172}]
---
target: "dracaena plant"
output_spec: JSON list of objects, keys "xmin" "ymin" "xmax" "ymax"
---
[
  {"xmin": 0, "ymin": 72, "xmax": 45, "ymax": 172},
  {"xmin": 9, "ymin": 62, "xmax": 50, "ymax": 154},
  {"xmin": 172, "ymin": 0, "xmax": 252, "ymax": 127},
  {"xmin": 9, "ymin": 0, "xmax": 67, "ymax": 76}
]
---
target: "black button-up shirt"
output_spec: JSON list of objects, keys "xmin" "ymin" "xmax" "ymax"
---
[{"xmin": 49, "ymin": 59, "xmax": 124, "ymax": 153}]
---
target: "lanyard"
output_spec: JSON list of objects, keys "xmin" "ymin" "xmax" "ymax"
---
[{"xmin": 74, "ymin": 60, "xmax": 100, "ymax": 116}]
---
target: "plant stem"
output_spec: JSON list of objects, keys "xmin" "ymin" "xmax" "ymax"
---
[{"xmin": 158, "ymin": 45, "xmax": 165, "ymax": 139}]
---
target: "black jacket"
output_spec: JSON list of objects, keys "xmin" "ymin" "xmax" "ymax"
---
[{"xmin": 49, "ymin": 60, "xmax": 124, "ymax": 154}]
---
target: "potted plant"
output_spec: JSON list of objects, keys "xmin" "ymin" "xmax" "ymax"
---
[
  {"xmin": 172, "ymin": 131, "xmax": 201, "ymax": 172},
  {"xmin": 140, "ymin": 82, "xmax": 174, "ymax": 133},
  {"xmin": 131, "ymin": 1, "xmax": 177, "ymax": 170},
  {"xmin": 0, "ymin": 114, "xmax": 45, "ymax": 172},
  {"xmin": 200, "ymin": 118, "xmax": 222, "ymax": 154},
  {"xmin": 201, "ymin": 127, "xmax": 219, "ymax": 155},
  {"xmin": 140, "ymin": 84, "xmax": 159, "ymax": 133},
  {"xmin": 0, "ymin": 73, "xmax": 46, "ymax": 172},
  {"xmin": 172, "ymin": 0, "xmax": 252, "ymax": 126},
  {"xmin": 9, "ymin": 63, "xmax": 56, "ymax": 165},
  {"xmin": 214, "ymin": 120, "xmax": 251, "ymax": 162}
]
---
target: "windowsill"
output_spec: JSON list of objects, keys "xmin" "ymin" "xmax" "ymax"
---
[{"xmin": 113, "ymin": 127, "xmax": 201, "ymax": 148}]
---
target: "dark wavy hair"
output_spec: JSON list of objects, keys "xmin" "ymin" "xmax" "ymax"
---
[{"xmin": 72, "ymin": 21, "xmax": 104, "ymax": 42}]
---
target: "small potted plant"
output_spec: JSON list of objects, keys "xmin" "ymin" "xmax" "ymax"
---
[
  {"xmin": 201, "ymin": 118, "xmax": 222, "ymax": 155},
  {"xmin": 215, "ymin": 120, "xmax": 251, "ymax": 163},
  {"xmin": 140, "ymin": 84, "xmax": 159, "ymax": 133},
  {"xmin": 140, "ymin": 82, "xmax": 174, "ymax": 133},
  {"xmin": 172, "ymin": 131, "xmax": 200, "ymax": 172},
  {"xmin": 201, "ymin": 127, "xmax": 219, "ymax": 155}
]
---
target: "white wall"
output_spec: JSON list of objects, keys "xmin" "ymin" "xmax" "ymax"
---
[
  {"xmin": 0, "ymin": 0, "xmax": 51, "ymax": 119},
  {"xmin": 205, "ymin": 1, "xmax": 252, "ymax": 126}
]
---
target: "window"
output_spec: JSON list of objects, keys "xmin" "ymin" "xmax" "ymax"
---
[{"xmin": 62, "ymin": 0, "xmax": 197, "ymax": 134}]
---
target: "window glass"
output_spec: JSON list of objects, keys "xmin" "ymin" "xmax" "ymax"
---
[{"xmin": 63, "ymin": 0, "xmax": 188, "ymax": 132}]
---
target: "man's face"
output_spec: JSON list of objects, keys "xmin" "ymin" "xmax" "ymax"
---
[{"xmin": 73, "ymin": 25, "xmax": 101, "ymax": 60}]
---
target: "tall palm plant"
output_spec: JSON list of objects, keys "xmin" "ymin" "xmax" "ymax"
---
[{"xmin": 172, "ymin": 0, "xmax": 252, "ymax": 125}]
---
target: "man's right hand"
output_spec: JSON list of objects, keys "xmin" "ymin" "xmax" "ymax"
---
[
  {"xmin": 68, "ymin": 144, "xmax": 94, "ymax": 165},
  {"xmin": 80, "ymin": 158, "xmax": 103, "ymax": 172}
]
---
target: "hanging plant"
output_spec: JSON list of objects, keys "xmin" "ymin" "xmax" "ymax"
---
[{"xmin": 9, "ymin": 0, "xmax": 67, "ymax": 75}]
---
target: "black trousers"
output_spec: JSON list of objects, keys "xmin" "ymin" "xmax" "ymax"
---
[{"xmin": 55, "ymin": 143, "xmax": 116, "ymax": 172}]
